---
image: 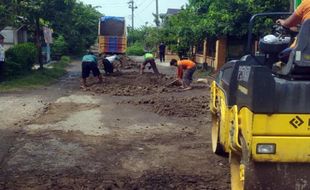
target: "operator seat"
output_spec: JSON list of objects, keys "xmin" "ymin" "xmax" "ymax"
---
[{"xmin": 279, "ymin": 19, "xmax": 310, "ymax": 78}]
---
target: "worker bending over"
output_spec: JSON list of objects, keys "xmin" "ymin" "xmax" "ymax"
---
[
  {"xmin": 140, "ymin": 52, "xmax": 160, "ymax": 75},
  {"xmin": 81, "ymin": 51, "xmax": 102, "ymax": 88},
  {"xmin": 102, "ymin": 55, "xmax": 114, "ymax": 75},
  {"xmin": 170, "ymin": 59, "xmax": 196, "ymax": 91}
]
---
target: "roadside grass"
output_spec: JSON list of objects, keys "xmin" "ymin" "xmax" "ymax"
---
[{"xmin": 0, "ymin": 56, "xmax": 70, "ymax": 92}]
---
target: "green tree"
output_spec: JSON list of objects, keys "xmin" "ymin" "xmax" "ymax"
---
[
  {"xmin": 162, "ymin": 7, "xmax": 203, "ymax": 57},
  {"xmin": 48, "ymin": 2, "xmax": 101, "ymax": 54},
  {"xmin": 67, "ymin": 3, "xmax": 101, "ymax": 54},
  {"xmin": 0, "ymin": 0, "xmax": 18, "ymax": 30},
  {"xmin": 127, "ymin": 26, "xmax": 161, "ymax": 52},
  {"xmin": 160, "ymin": 0, "xmax": 290, "ymax": 57},
  {"xmin": 16, "ymin": 0, "xmax": 75, "ymax": 69},
  {"xmin": 6, "ymin": 0, "xmax": 100, "ymax": 65},
  {"xmin": 51, "ymin": 35, "xmax": 68, "ymax": 59},
  {"xmin": 187, "ymin": 0, "xmax": 290, "ymax": 37}
]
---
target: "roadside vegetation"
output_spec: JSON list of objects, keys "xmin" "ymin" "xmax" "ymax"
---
[
  {"xmin": 1, "ymin": 1, "xmax": 101, "ymax": 55},
  {"xmin": 4, "ymin": 43, "xmax": 37, "ymax": 77},
  {"xmin": 126, "ymin": 43, "xmax": 145, "ymax": 56},
  {"xmin": 127, "ymin": 0, "xmax": 290, "ymax": 58},
  {"xmin": 1, "ymin": 1, "xmax": 101, "ymax": 89},
  {"xmin": 0, "ymin": 56, "xmax": 70, "ymax": 92}
]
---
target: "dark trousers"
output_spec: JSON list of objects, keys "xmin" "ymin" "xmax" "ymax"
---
[
  {"xmin": 183, "ymin": 66, "xmax": 196, "ymax": 86},
  {"xmin": 0, "ymin": 61, "xmax": 4, "ymax": 82},
  {"xmin": 82, "ymin": 61, "xmax": 100, "ymax": 79},
  {"xmin": 102, "ymin": 58, "xmax": 114, "ymax": 74},
  {"xmin": 143, "ymin": 58, "xmax": 160, "ymax": 75},
  {"xmin": 159, "ymin": 52, "xmax": 165, "ymax": 62}
]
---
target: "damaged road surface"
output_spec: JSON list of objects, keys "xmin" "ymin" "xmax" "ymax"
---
[{"xmin": 0, "ymin": 60, "xmax": 230, "ymax": 189}]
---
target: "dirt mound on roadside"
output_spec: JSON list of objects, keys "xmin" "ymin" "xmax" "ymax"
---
[
  {"xmin": 119, "ymin": 56, "xmax": 140, "ymax": 69},
  {"xmin": 121, "ymin": 95, "xmax": 210, "ymax": 117},
  {"xmin": 86, "ymin": 72, "xmax": 178, "ymax": 96},
  {"xmin": 98, "ymin": 55, "xmax": 140, "ymax": 71}
]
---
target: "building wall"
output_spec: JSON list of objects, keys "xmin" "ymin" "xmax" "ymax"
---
[
  {"xmin": 1, "ymin": 26, "xmax": 28, "ymax": 50},
  {"xmin": 194, "ymin": 40, "xmax": 207, "ymax": 64},
  {"xmin": 165, "ymin": 54, "xmax": 179, "ymax": 61},
  {"xmin": 195, "ymin": 54, "xmax": 204, "ymax": 64},
  {"xmin": 1, "ymin": 27, "xmax": 14, "ymax": 44},
  {"xmin": 17, "ymin": 30, "xmax": 27, "ymax": 43},
  {"xmin": 214, "ymin": 37, "xmax": 227, "ymax": 71},
  {"xmin": 194, "ymin": 37, "xmax": 226, "ymax": 71}
]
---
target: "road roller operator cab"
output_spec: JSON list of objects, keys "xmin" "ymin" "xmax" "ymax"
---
[{"xmin": 210, "ymin": 12, "xmax": 310, "ymax": 190}]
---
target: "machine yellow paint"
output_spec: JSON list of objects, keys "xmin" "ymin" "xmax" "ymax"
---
[
  {"xmin": 253, "ymin": 114, "xmax": 310, "ymax": 135},
  {"xmin": 252, "ymin": 136, "xmax": 310, "ymax": 162},
  {"xmin": 210, "ymin": 81, "xmax": 231, "ymax": 153},
  {"xmin": 210, "ymin": 79, "xmax": 310, "ymax": 189}
]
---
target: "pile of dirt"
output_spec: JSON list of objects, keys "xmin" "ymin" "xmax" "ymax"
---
[
  {"xmin": 86, "ymin": 72, "xmax": 178, "ymax": 96},
  {"xmin": 98, "ymin": 55, "xmax": 140, "ymax": 71},
  {"xmin": 119, "ymin": 55, "xmax": 140, "ymax": 69},
  {"xmin": 121, "ymin": 95, "xmax": 210, "ymax": 118}
]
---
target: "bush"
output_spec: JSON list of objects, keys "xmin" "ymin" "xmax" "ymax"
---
[
  {"xmin": 55, "ymin": 56, "xmax": 70, "ymax": 69},
  {"xmin": 126, "ymin": 43, "xmax": 145, "ymax": 56},
  {"xmin": 0, "ymin": 55, "xmax": 71, "ymax": 91},
  {"xmin": 51, "ymin": 35, "xmax": 68, "ymax": 60},
  {"xmin": 4, "ymin": 43, "xmax": 37, "ymax": 77},
  {"xmin": 60, "ymin": 55, "xmax": 70, "ymax": 63},
  {"xmin": 177, "ymin": 44, "xmax": 189, "ymax": 59}
]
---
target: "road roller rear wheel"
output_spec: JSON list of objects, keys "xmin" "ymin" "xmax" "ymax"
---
[{"xmin": 211, "ymin": 113, "xmax": 226, "ymax": 156}]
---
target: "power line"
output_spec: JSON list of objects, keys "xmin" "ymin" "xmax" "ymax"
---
[
  {"xmin": 101, "ymin": 5, "xmax": 128, "ymax": 7},
  {"xmin": 137, "ymin": 0, "xmax": 148, "ymax": 7},
  {"xmin": 100, "ymin": 1, "xmax": 128, "ymax": 5},
  {"xmin": 134, "ymin": 0, "xmax": 155, "ymax": 27},
  {"xmin": 136, "ymin": 0, "xmax": 153, "ymax": 14},
  {"xmin": 101, "ymin": 3, "xmax": 128, "ymax": 5}
]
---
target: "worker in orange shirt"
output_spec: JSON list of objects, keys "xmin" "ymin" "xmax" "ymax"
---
[
  {"xmin": 170, "ymin": 58, "xmax": 196, "ymax": 90},
  {"xmin": 277, "ymin": 0, "xmax": 310, "ymax": 28},
  {"xmin": 274, "ymin": 0, "xmax": 310, "ymax": 67}
]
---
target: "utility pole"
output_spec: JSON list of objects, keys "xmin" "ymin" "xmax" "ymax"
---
[
  {"xmin": 128, "ymin": 0, "xmax": 137, "ymax": 30},
  {"xmin": 155, "ymin": 0, "xmax": 159, "ymax": 27}
]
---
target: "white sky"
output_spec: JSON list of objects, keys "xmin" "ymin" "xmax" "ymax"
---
[{"xmin": 79, "ymin": 0, "xmax": 188, "ymax": 28}]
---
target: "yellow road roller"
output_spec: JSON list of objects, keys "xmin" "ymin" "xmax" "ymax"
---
[{"xmin": 210, "ymin": 12, "xmax": 310, "ymax": 190}]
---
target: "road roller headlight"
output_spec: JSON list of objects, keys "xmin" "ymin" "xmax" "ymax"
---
[{"xmin": 256, "ymin": 144, "xmax": 276, "ymax": 154}]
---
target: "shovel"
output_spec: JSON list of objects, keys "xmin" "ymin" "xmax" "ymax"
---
[{"xmin": 165, "ymin": 79, "xmax": 181, "ymax": 87}]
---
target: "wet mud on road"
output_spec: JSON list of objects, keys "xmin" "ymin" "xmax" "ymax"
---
[{"xmin": 0, "ymin": 59, "xmax": 230, "ymax": 189}]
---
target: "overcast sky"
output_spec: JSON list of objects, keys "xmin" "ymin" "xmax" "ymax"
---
[{"xmin": 79, "ymin": 0, "xmax": 188, "ymax": 28}]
